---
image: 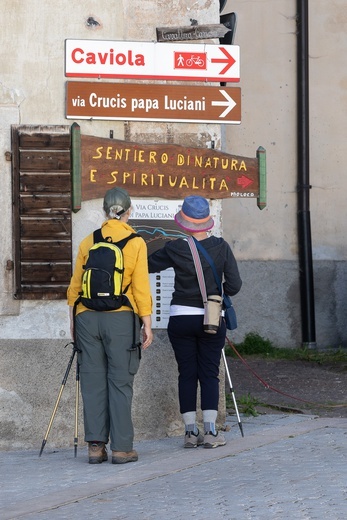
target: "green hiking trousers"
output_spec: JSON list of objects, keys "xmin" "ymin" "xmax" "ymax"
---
[{"xmin": 75, "ymin": 310, "xmax": 141, "ymax": 452}]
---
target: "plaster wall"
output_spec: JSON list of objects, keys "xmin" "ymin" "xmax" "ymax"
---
[{"xmin": 223, "ymin": 0, "xmax": 347, "ymax": 261}]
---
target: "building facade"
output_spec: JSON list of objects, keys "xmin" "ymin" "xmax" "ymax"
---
[{"xmin": 0, "ymin": 0, "xmax": 346, "ymax": 449}]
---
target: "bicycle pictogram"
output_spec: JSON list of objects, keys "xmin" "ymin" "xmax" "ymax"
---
[{"xmin": 186, "ymin": 55, "xmax": 205, "ymax": 67}]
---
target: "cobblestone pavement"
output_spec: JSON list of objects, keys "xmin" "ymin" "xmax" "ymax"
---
[{"xmin": 0, "ymin": 414, "xmax": 346, "ymax": 520}]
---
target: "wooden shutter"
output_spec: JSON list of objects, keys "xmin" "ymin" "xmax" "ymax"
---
[{"xmin": 11, "ymin": 125, "xmax": 72, "ymax": 300}]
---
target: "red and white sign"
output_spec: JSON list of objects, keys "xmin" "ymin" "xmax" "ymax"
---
[{"xmin": 65, "ymin": 39, "xmax": 240, "ymax": 82}]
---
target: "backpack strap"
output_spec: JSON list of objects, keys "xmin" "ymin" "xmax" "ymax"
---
[
  {"xmin": 116, "ymin": 234, "xmax": 140, "ymax": 296},
  {"xmin": 93, "ymin": 228, "xmax": 104, "ymax": 243},
  {"xmin": 193, "ymin": 238, "xmax": 222, "ymax": 295},
  {"xmin": 193, "ymin": 238, "xmax": 235, "ymax": 310},
  {"xmin": 114, "ymin": 233, "xmax": 140, "ymax": 249},
  {"xmin": 93, "ymin": 229, "xmax": 139, "ymax": 248}
]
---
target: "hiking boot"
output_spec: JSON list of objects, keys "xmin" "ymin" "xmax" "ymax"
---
[
  {"xmin": 112, "ymin": 450, "xmax": 138, "ymax": 464},
  {"xmin": 88, "ymin": 442, "xmax": 108, "ymax": 464},
  {"xmin": 184, "ymin": 430, "xmax": 204, "ymax": 448},
  {"xmin": 204, "ymin": 431, "xmax": 226, "ymax": 449}
]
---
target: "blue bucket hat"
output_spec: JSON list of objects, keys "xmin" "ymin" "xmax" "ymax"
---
[{"xmin": 174, "ymin": 196, "xmax": 214, "ymax": 232}]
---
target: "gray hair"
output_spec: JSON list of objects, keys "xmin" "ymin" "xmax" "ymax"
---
[{"xmin": 107, "ymin": 204, "xmax": 126, "ymax": 219}]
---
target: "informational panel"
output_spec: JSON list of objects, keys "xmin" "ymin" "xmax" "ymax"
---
[{"xmin": 129, "ymin": 199, "xmax": 221, "ymax": 329}]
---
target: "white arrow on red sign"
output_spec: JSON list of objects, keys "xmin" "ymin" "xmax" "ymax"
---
[{"xmin": 65, "ymin": 39, "xmax": 240, "ymax": 82}]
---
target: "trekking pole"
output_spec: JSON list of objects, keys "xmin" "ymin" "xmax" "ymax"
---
[
  {"xmin": 74, "ymin": 358, "xmax": 80, "ymax": 458},
  {"xmin": 39, "ymin": 342, "xmax": 79, "ymax": 457},
  {"xmin": 222, "ymin": 348, "xmax": 244, "ymax": 437}
]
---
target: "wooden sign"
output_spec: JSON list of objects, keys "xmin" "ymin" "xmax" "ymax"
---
[
  {"xmin": 66, "ymin": 82, "xmax": 241, "ymax": 124},
  {"xmin": 71, "ymin": 131, "xmax": 267, "ymax": 209},
  {"xmin": 156, "ymin": 24, "xmax": 231, "ymax": 42}
]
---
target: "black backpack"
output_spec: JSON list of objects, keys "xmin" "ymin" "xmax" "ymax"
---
[{"xmin": 78, "ymin": 228, "xmax": 139, "ymax": 312}]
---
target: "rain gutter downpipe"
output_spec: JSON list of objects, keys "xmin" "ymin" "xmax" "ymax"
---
[{"xmin": 297, "ymin": 0, "xmax": 316, "ymax": 348}]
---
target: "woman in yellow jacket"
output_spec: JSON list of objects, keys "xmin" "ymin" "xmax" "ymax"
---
[{"xmin": 67, "ymin": 187, "xmax": 153, "ymax": 465}]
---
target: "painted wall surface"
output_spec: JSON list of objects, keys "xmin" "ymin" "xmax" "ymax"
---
[
  {"xmin": 223, "ymin": 0, "xmax": 347, "ymax": 261},
  {"xmin": 222, "ymin": 0, "xmax": 347, "ymax": 349},
  {"xmin": 0, "ymin": 0, "xmax": 346, "ymax": 450}
]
